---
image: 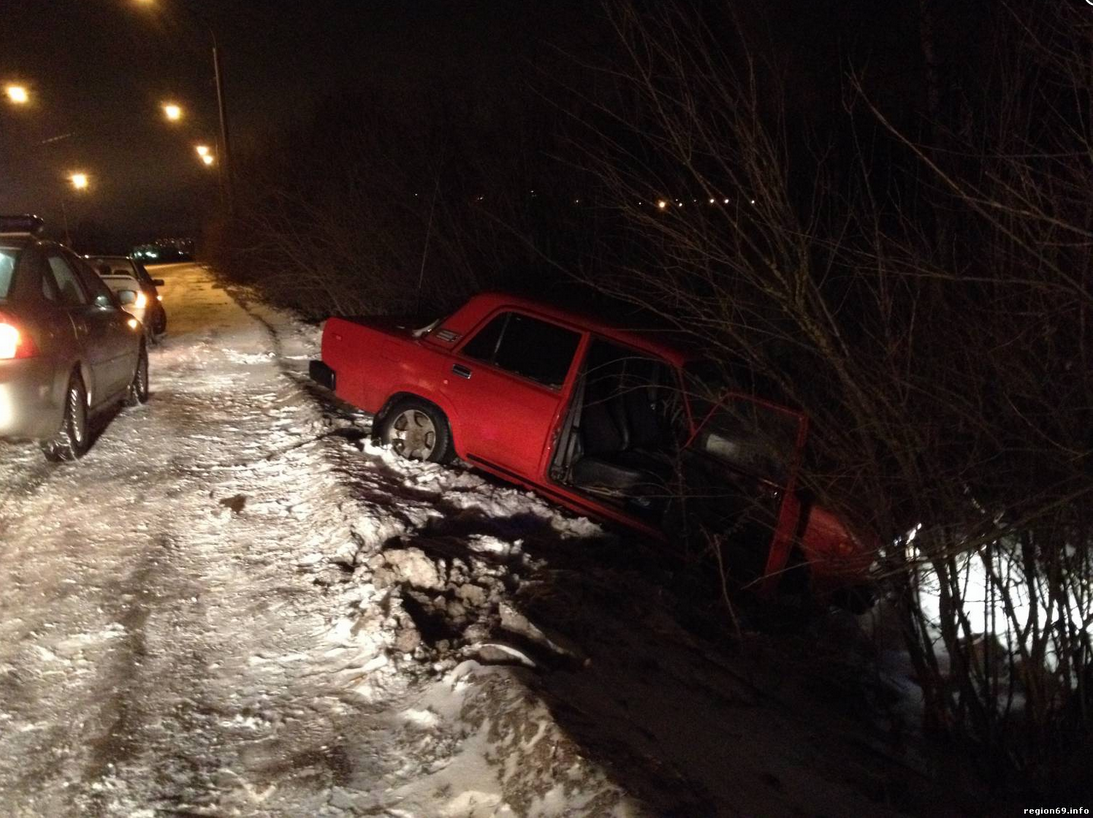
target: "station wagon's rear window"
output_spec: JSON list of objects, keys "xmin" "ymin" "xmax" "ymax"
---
[{"xmin": 0, "ymin": 249, "xmax": 18, "ymax": 298}]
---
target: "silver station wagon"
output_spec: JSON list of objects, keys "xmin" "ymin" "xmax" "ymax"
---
[{"xmin": 0, "ymin": 216, "xmax": 149, "ymax": 461}]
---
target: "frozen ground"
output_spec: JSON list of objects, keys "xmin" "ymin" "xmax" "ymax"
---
[{"xmin": 0, "ymin": 263, "xmax": 965, "ymax": 816}]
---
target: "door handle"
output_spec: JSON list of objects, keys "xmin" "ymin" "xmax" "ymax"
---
[{"xmin": 452, "ymin": 364, "xmax": 472, "ymax": 379}]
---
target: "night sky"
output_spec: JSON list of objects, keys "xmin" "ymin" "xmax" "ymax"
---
[
  {"xmin": 2, "ymin": 0, "xmax": 950, "ymax": 251},
  {"xmin": 0, "ymin": 0, "xmax": 594, "ymax": 247}
]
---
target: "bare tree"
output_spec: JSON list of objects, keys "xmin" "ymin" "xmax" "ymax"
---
[{"xmin": 576, "ymin": 0, "xmax": 1093, "ymax": 790}]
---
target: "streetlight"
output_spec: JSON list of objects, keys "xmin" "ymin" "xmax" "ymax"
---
[
  {"xmin": 195, "ymin": 144, "xmax": 209, "ymax": 157},
  {"xmin": 62, "ymin": 173, "xmax": 90, "ymax": 246},
  {"xmin": 201, "ymin": 153, "xmax": 215, "ymax": 166},
  {"xmin": 163, "ymin": 102, "xmax": 183, "ymax": 122},
  {"xmin": 5, "ymin": 85, "xmax": 29, "ymax": 105},
  {"xmin": 135, "ymin": 2, "xmax": 233, "ymax": 212}
]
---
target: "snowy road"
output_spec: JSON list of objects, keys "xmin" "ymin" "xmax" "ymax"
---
[
  {"xmin": 0, "ymin": 263, "xmax": 382, "ymax": 814},
  {"xmin": 0, "ymin": 264, "xmax": 638, "ymax": 816},
  {"xmin": 0, "ymin": 263, "xmax": 939, "ymax": 817}
]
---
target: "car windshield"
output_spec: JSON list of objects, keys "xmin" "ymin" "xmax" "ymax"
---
[
  {"xmin": 0, "ymin": 248, "xmax": 17, "ymax": 298},
  {"xmin": 684, "ymin": 360, "xmax": 802, "ymax": 486}
]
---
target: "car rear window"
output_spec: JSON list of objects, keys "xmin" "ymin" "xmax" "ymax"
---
[
  {"xmin": 0, "ymin": 249, "xmax": 17, "ymax": 298},
  {"xmin": 91, "ymin": 258, "xmax": 137, "ymax": 276}
]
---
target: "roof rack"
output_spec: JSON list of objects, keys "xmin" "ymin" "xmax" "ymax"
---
[{"xmin": 0, "ymin": 214, "xmax": 46, "ymax": 237}]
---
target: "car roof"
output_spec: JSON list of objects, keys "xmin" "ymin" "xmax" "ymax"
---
[{"xmin": 457, "ymin": 291, "xmax": 697, "ymax": 366}]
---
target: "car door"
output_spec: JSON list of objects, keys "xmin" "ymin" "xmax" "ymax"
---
[
  {"xmin": 440, "ymin": 310, "xmax": 584, "ymax": 479},
  {"xmin": 44, "ymin": 250, "xmax": 122, "ymax": 404},
  {"xmin": 68, "ymin": 252, "xmax": 137, "ymax": 397},
  {"xmin": 682, "ymin": 392, "xmax": 809, "ymax": 590}
]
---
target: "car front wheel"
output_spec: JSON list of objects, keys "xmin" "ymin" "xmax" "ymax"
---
[
  {"xmin": 378, "ymin": 399, "xmax": 453, "ymax": 463},
  {"xmin": 41, "ymin": 372, "xmax": 90, "ymax": 462}
]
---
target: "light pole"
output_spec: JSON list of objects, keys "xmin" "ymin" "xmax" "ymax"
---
[
  {"xmin": 137, "ymin": 1, "xmax": 233, "ymax": 212},
  {"xmin": 209, "ymin": 27, "xmax": 232, "ymax": 213}
]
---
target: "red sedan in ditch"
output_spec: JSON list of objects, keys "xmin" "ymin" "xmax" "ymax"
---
[{"xmin": 312, "ymin": 292, "xmax": 874, "ymax": 601}]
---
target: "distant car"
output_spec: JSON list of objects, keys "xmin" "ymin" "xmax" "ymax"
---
[
  {"xmin": 0, "ymin": 216, "xmax": 149, "ymax": 461},
  {"xmin": 87, "ymin": 255, "xmax": 166, "ymax": 337},
  {"xmin": 312, "ymin": 292, "xmax": 876, "ymax": 602}
]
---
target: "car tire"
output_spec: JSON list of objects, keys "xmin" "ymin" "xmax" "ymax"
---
[
  {"xmin": 377, "ymin": 399, "xmax": 454, "ymax": 463},
  {"xmin": 125, "ymin": 344, "xmax": 150, "ymax": 406},
  {"xmin": 41, "ymin": 372, "xmax": 90, "ymax": 462}
]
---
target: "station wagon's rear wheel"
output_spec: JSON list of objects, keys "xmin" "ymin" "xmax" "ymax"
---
[
  {"xmin": 379, "ymin": 399, "xmax": 453, "ymax": 463},
  {"xmin": 41, "ymin": 372, "xmax": 89, "ymax": 462},
  {"xmin": 125, "ymin": 344, "xmax": 150, "ymax": 406}
]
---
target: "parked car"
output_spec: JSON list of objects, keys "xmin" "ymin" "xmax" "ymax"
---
[
  {"xmin": 0, "ymin": 216, "xmax": 149, "ymax": 461},
  {"xmin": 311, "ymin": 292, "xmax": 875, "ymax": 601},
  {"xmin": 87, "ymin": 255, "xmax": 166, "ymax": 337},
  {"xmin": 94, "ymin": 268, "xmax": 153, "ymax": 343}
]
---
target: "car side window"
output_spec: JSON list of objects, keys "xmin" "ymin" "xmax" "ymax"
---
[
  {"xmin": 462, "ymin": 314, "xmax": 507, "ymax": 362},
  {"xmin": 19, "ymin": 249, "xmax": 58, "ymax": 302},
  {"xmin": 46, "ymin": 253, "xmax": 88, "ymax": 307},
  {"xmin": 68, "ymin": 252, "xmax": 116, "ymax": 306},
  {"xmin": 462, "ymin": 311, "xmax": 581, "ymax": 389}
]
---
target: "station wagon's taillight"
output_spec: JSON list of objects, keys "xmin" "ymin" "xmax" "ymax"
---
[{"xmin": 0, "ymin": 316, "xmax": 39, "ymax": 359}]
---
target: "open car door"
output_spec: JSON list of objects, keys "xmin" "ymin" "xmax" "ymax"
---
[{"xmin": 680, "ymin": 393, "xmax": 809, "ymax": 596}]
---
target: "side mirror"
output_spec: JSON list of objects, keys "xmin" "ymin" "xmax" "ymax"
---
[
  {"xmin": 152, "ymin": 279, "xmax": 165, "ymax": 287},
  {"xmin": 94, "ymin": 293, "xmax": 114, "ymax": 309},
  {"xmin": 116, "ymin": 290, "xmax": 138, "ymax": 305}
]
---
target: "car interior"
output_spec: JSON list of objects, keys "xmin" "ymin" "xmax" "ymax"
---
[
  {"xmin": 552, "ymin": 341, "xmax": 796, "ymax": 578},
  {"xmin": 551, "ymin": 339, "xmax": 682, "ymax": 517}
]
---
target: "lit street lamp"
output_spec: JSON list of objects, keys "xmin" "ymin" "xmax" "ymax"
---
[
  {"xmin": 163, "ymin": 102, "xmax": 183, "ymax": 122},
  {"xmin": 136, "ymin": 2, "xmax": 233, "ymax": 212},
  {"xmin": 201, "ymin": 153, "xmax": 215, "ymax": 166},
  {"xmin": 62, "ymin": 173, "xmax": 90, "ymax": 246},
  {"xmin": 5, "ymin": 85, "xmax": 29, "ymax": 105},
  {"xmin": 195, "ymin": 144, "xmax": 209, "ymax": 157}
]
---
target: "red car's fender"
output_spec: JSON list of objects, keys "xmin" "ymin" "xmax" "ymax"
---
[
  {"xmin": 797, "ymin": 504, "xmax": 877, "ymax": 595},
  {"xmin": 373, "ymin": 384, "xmax": 467, "ymax": 452}
]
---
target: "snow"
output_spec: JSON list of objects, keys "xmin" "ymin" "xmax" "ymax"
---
[{"xmin": 0, "ymin": 262, "xmax": 959, "ymax": 816}]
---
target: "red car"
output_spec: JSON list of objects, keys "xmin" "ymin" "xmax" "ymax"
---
[{"xmin": 312, "ymin": 293, "xmax": 873, "ymax": 600}]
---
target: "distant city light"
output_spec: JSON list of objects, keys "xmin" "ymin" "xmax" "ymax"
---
[
  {"xmin": 657, "ymin": 200, "xmax": 667, "ymax": 209},
  {"xmin": 195, "ymin": 144, "xmax": 210, "ymax": 157},
  {"xmin": 70, "ymin": 173, "xmax": 89, "ymax": 190},
  {"xmin": 709, "ymin": 198, "xmax": 715, "ymax": 204},
  {"xmin": 723, "ymin": 198, "xmax": 729, "ymax": 204},
  {"xmin": 5, "ymin": 85, "xmax": 29, "ymax": 104},
  {"xmin": 201, "ymin": 154, "xmax": 215, "ymax": 166},
  {"xmin": 163, "ymin": 103, "xmax": 182, "ymax": 121}
]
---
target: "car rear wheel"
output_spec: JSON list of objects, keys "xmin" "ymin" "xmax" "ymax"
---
[
  {"xmin": 125, "ymin": 345, "xmax": 150, "ymax": 406},
  {"xmin": 41, "ymin": 372, "xmax": 90, "ymax": 462},
  {"xmin": 378, "ymin": 399, "xmax": 453, "ymax": 463}
]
